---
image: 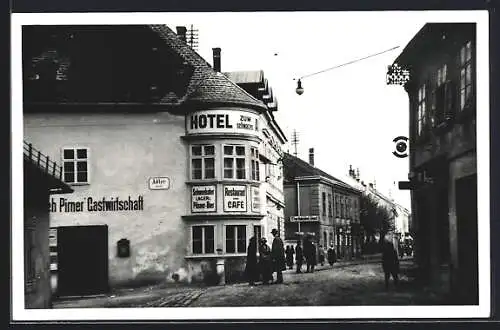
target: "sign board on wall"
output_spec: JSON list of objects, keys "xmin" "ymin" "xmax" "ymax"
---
[
  {"xmin": 289, "ymin": 215, "xmax": 320, "ymax": 222},
  {"xmin": 187, "ymin": 110, "xmax": 260, "ymax": 137},
  {"xmin": 149, "ymin": 177, "xmax": 170, "ymax": 190},
  {"xmin": 192, "ymin": 185, "xmax": 216, "ymax": 213},
  {"xmin": 251, "ymin": 186, "xmax": 261, "ymax": 213},
  {"xmin": 223, "ymin": 185, "xmax": 247, "ymax": 212}
]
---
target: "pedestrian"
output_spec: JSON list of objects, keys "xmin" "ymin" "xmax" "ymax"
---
[
  {"xmin": 304, "ymin": 237, "xmax": 317, "ymax": 273},
  {"xmin": 381, "ymin": 234, "xmax": 400, "ymax": 289},
  {"xmin": 245, "ymin": 236, "xmax": 259, "ymax": 286},
  {"xmin": 271, "ymin": 228, "xmax": 286, "ymax": 284},
  {"xmin": 318, "ymin": 244, "xmax": 325, "ymax": 266},
  {"xmin": 285, "ymin": 245, "xmax": 294, "ymax": 270},
  {"xmin": 295, "ymin": 240, "xmax": 304, "ymax": 273},
  {"xmin": 258, "ymin": 237, "xmax": 273, "ymax": 285},
  {"xmin": 327, "ymin": 243, "xmax": 337, "ymax": 266}
]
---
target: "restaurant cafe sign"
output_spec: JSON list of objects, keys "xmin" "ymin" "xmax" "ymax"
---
[{"xmin": 187, "ymin": 110, "xmax": 260, "ymax": 137}]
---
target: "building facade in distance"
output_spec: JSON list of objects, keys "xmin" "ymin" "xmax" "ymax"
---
[
  {"xmin": 23, "ymin": 24, "xmax": 286, "ymax": 293},
  {"xmin": 390, "ymin": 23, "xmax": 478, "ymax": 304},
  {"xmin": 282, "ymin": 149, "xmax": 362, "ymax": 260}
]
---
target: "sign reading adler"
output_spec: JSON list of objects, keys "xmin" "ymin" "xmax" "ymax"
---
[
  {"xmin": 223, "ymin": 185, "xmax": 247, "ymax": 212},
  {"xmin": 187, "ymin": 110, "xmax": 260, "ymax": 137},
  {"xmin": 192, "ymin": 185, "xmax": 216, "ymax": 213}
]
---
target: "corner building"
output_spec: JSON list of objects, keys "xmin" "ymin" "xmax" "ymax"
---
[{"xmin": 23, "ymin": 24, "xmax": 286, "ymax": 294}]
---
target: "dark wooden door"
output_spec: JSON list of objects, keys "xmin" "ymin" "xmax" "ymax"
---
[
  {"xmin": 56, "ymin": 225, "xmax": 109, "ymax": 296},
  {"xmin": 455, "ymin": 174, "xmax": 478, "ymax": 304}
]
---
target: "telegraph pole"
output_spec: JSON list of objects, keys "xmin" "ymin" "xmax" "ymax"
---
[
  {"xmin": 291, "ymin": 130, "xmax": 299, "ymax": 157},
  {"xmin": 186, "ymin": 24, "xmax": 199, "ymax": 51}
]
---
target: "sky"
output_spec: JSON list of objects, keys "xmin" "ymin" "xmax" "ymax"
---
[{"xmin": 159, "ymin": 11, "xmax": 431, "ymax": 210}]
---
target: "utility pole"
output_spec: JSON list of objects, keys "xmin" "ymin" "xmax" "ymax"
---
[{"xmin": 291, "ymin": 130, "xmax": 299, "ymax": 157}]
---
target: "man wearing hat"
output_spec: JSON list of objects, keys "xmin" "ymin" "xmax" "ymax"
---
[{"xmin": 271, "ymin": 228, "xmax": 286, "ymax": 284}]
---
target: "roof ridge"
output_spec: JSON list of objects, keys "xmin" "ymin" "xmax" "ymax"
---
[
  {"xmin": 148, "ymin": 25, "xmax": 267, "ymax": 111},
  {"xmin": 284, "ymin": 153, "xmax": 358, "ymax": 191}
]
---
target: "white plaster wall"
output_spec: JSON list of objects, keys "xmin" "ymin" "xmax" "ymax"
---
[{"xmin": 24, "ymin": 112, "xmax": 189, "ymax": 286}]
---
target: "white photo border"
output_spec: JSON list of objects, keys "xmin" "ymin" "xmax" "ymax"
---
[{"xmin": 11, "ymin": 10, "xmax": 490, "ymax": 320}]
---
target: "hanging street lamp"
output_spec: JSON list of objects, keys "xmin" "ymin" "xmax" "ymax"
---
[{"xmin": 294, "ymin": 46, "xmax": 400, "ymax": 95}]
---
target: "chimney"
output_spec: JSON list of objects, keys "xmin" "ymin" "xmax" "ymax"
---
[
  {"xmin": 369, "ymin": 183, "xmax": 374, "ymax": 189},
  {"xmin": 308, "ymin": 148, "xmax": 315, "ymax": 166},
  {"xmin": 356, "ymin": 168, "xmax": 360, "ymax": 181},
  {"xmin": 212, "ymin": 47, "xmax": 221, "ymax": 72},
  {"xmin": 176, "ymin": 26, "xmax": 187, "ymax": 43},
  {"xmin": 349, "ymin": 164, "xmax": 354, "ymax": 177}
]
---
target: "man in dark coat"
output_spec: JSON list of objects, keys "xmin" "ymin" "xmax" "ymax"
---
[
  {"xmin": 295, "ymin": 240, "xmax": 304, "ymax": 273},
  {"xmin": 245, "ymin": 236, "xmax": 259, "ymax": 286},
  {"xmin": 271, "ymin": 228, "xmax": 286, "ymax": 284},
  {"xmin": 381, "ymin": 235, "xmax": 400, "ymax": 289},
  {"xmin": 259, "ymin": 237, "xmax": 273, "ymax": 284},
  {"xmin": 327, "ymin": 243, "xmax": 337, "ymax": 266},
  {"xmin": 304, "ymin": 237, "xmax": 317, "ymax": 273},
  {"xmin": 285, "ymin": 245, "xmax": 295, "ymax": 269}
]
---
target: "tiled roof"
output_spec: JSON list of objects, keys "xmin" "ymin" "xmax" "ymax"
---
[
  {"xmin": 24, "ymin": 25, "xmax": 267, "ymax": 111},
  {"xmin": 149, "ymin": 25, "xmax": 267, "ymax": 111},
  {"xmin": 283, "ymin": 153, "xmax": 359, "ymax": 192}
]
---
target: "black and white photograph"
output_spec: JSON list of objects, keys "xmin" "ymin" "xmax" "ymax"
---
[{"xmin": 11, "ymin": 10, "xmax": 490, "ymax": 320}]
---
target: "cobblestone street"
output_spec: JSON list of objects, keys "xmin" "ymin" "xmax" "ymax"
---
[
  {"xmin": 191, "ymin": 258, "xmax": 450, "ymax": 307},
  {"xmin": 53, "ymin": 257, "xmax": 451, "ymax": 308}
]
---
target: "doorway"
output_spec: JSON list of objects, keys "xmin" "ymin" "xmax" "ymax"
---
[
  {"xmin": 455, "ymin": 174, "xmax": 478, "ymax": 304},
  {"xmin": 56, "ymin": 225, "xmax": 109, "ymax": 296}
]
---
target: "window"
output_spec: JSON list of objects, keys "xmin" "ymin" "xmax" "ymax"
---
[
  {"xmin": 417, "ymin": 84, "xmax": 427, "ymax": 136},
  {"xmin": 322, "ymin": 192, "xmax": 326, "ymax": 216},
  {"xmin": 223, "ymin": 145, "xmax": 246, "ymax": 179},
  {"xmin": 62, "ymin": 147, "xmax": 89, "ymax": 184},
  {"xmin": 191, "ymin": 145, "xmax": 215, "ymax": 180},
  {"xmin": 335, "ymin": 195, "xmax": 340, "ymax": 217},
  {"xmin": 328, "ymin": 193, "xmax": 332, "ymax": 216},
  {"xmin": 253, "ymin": 225, "xmax": 262, "ymax": 242},
  {"xmin": 192, "ymin": 225, "xmax": 215, "ymax": 254},
  {"xmin": 251, "ymin": 147, "xmax": 260, "ymax": 181},
  {"xmin": 431, "ymin": 64, "xmax": 448, "ymax": 126},
  {"xmin": 226, "ymin": 225, "xmax": 247, "ymax": 253},
  {"xmin": 458, "ymin": 41, "xmax": 473, "ymax": 111}
]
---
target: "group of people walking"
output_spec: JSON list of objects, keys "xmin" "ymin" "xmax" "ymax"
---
[
  {"xmin": 245, "ymin": 228, "xmax": 286, "ymax": 285},
  {"xmin": 245, "ymin": 231, "xmax": 342, "ymax": 285},
  {"xmin": 246, "ymin": 230, "xmax": 401, "ymax": 290}
]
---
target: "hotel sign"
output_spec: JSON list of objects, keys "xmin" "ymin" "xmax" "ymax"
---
[
  {"xmin": 191, "ymin": 185, "xmax": 216, "ymax": 213},
  {"xmin": 251, "ymin": 186, "xmax": 261, "ymax": 213},
  {"xmin": 223, "ymin": 185, "xmax": 247, "ymax": 212},
  {"xmin": 289, "ymin": 216, "xmax": 320, "ymax": 222},
  {"xmin": 187, "ymin": 110, "xmax": 260, "ymax": 137}
]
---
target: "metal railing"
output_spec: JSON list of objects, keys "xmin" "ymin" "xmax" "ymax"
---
[{"xmin": 23, "ymin": 141, "xmax": 64, "ymax": 181}]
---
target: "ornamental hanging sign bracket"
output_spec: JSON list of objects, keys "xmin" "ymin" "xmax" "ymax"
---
[{"xmin": 386, "ymin": 63, "xmax": 410, "ymax": 86}]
